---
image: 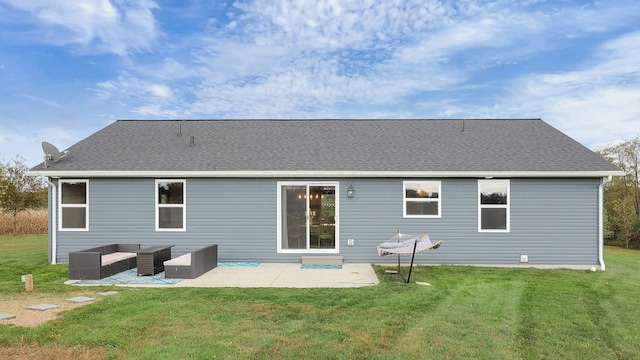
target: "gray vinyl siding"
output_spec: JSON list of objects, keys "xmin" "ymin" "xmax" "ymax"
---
[
  {"xmin": 342, "ymin": 178, "xmax": 600, "ymax": 265},
  {"xmin": 51, "ymin": 177, "xmax": 601, "ymax": 266},
  {"xmin": 54, "ymin": 178, "xmax": 280, "ymax": 263}
]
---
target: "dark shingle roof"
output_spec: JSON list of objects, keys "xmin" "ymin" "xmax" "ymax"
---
[{"xmin": 30, "ymin": 119, "xmax": 621, "ymax": 176}]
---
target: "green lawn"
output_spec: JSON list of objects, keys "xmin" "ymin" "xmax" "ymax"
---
[{"xmin": 2, "ymin": 235, "xmax": 640, "ymax": 359}]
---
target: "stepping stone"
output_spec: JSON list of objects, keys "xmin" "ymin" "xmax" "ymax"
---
[
  {"xmin": 66, "ymin": 296, "xmax": 95, "ymax": 303},
  {"xmin": 27, "ymin": 304, "xmax": 60, "ymax": 311},
  {"xmin": 98, "ymin": 291, "xmax": 119, "ymax": 296},
  {"xmin": 0, "ymin": 313, "xmax": 16, "ymax": 320},
  {"xmin": 416, "ymin": 282, "xmax": 432, "ymax": 286}
]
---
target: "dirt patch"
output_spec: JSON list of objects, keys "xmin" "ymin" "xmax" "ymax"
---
[
  {"xmin": 0, "ymin": 292, "xmax": 104, "ymax": 327},
  {"xmin": 0, "ymin": 292, "xmax": 110, "ymax": 359}
]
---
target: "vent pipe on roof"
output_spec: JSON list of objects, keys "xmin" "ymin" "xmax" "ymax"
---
[
  {"xmin": 461, "ymin": 119, "xmax": 465, "ymax": 132},
  {"xmin": 177, "ymin": 123, "xmax": 183, "ymax": 137},
  {"xmin": 189, "ymin": 135, "xmax": 196, "ymax": 147}
]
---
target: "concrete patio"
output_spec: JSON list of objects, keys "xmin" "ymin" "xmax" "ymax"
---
[{"xmin": 67, "ymin": 263, "xmax": 380, "ymax": 288}]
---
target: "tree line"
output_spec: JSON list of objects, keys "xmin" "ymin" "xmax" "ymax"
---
[{"xmin": 597, "ymin": 136, "xmax": 640, "ymax": 248}]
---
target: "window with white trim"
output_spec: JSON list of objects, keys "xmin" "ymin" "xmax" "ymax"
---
[
  {"xmin": 156, "ymin": 179, "xmax": 186, "ymax": 231},
  {"xmin": 403, "ymin": 181, "xmax": 441, "ymax": 218},
  {"xmin": 59, "ymin": 180, "xmax": 88, "ymax": 231},
  {"xmin": 478, "ymin": 179, "xmax": 510, "ymax": 232}
]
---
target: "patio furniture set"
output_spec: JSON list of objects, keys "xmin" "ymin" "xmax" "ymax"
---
[{"xmin": 68, "ymin": 243, "xmax": 218, "ymax": 280}]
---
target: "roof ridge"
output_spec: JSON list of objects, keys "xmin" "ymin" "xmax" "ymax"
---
[{"xmin": 114, "ymin": 118, "xmax": 543, "ymax": 122}]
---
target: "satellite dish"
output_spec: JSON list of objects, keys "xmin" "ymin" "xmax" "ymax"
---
[
  {"xmin": 42, "ymin": 141, "xmax": 68, "ymax": 167},
  {"xmin": 42, "ymin": 142, "xmax": 61, "ymax": 161}
]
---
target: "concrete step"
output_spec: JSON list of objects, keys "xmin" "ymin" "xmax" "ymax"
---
[{"xmin": 301, "ymin": 256, "xmax": 344, "ymax": 265}]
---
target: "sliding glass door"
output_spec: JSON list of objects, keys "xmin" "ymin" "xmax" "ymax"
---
[{"xmin": 279, "ymin": 182, "xmax": 338, "ymax": 252}]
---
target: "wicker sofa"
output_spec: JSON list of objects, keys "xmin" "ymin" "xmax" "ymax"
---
[
  {"xmin": 69, "ymin": 243, "xmax": 140, "ymax": 280},
  {"xmin": 163, "ymin": 244, "xmax": 218, "ymax": 279}
]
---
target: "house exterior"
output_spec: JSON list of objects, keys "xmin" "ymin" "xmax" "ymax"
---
[{"xmin": 29, "ymin": 119, "xmax": 622, "ymax": 270}]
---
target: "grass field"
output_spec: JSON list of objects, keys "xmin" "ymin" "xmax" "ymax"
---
[{"xmin": 1, "ymin": 234, "xmax": 640, "ymax": 359}]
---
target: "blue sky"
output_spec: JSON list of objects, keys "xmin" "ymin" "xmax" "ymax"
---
[{"xmin": 1, "ymin": 0, "xmax": 639, "ymax": 167}]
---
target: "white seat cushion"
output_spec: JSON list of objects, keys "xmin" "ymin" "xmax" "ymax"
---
[
  {"xmin": 101, "ymin": 252, "xmax": 137, "ymax": 266},
  {"xmin": 163, "ymin": 253, "xmax": 191, "ymax": 267}
]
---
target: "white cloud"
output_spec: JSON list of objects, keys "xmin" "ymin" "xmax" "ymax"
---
[
  {"xmin": 233, "ymin": 0, "xmax": 454, "ymax": 50},
  {"xmin": 0, "ymin": 0, "xmax": 159, "ymax": 55},
  {"xmin": 499, "ymin": 30, "xmax": 640, "ymax": 146},
  {"xmin": 91, "ymin": 72, "xmax": 188, "ymax": 118},
  {"xmin": 81, "ymin": 0, "xmax": 640, "ymax": 138},
  {"xmin": 178, "ymin": 1, "xmax": 477, "ymax": 117},
  {"xmin": 94, "ymin": 73, "xmax": 173, "ymax": 100},
  {"xmin": 130, "ymin": 58, "xmax": 199, "ymax": 81},
  {"xmin": 81, "ymin": 1, "xmax": 537, "ymax": 118},
  {"xmin": 86, "ymin": 2, "xmax": 552, "ymax": 117},
  {"xmin": 556, "ymin": 1, "xmax": 640, "ymax": 36},
  {"xmin": 131, "ymin": 104, "xmax": 182, "ymax": 118},
  {"xmin": 147, "ymin": 84, "xmax": 172, "ymax": 98}
]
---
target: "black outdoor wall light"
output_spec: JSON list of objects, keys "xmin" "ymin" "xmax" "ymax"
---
[{"xmin": 347, "ymin": 184, "xmax": 355, "ymax": 198}]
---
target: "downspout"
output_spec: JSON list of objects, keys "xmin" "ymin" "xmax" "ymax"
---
[
  {"xmin": 45, "ymin": 179, "xmax": 57, "ymax": 265},
  {"xmin": 598, "ymin": 176, "xmax": 611, "ymax": 271}
]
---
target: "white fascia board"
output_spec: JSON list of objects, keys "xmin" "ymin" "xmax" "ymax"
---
[{"xmin": 27, "ymin": 169, "xmax": 625, "ymax": 178}]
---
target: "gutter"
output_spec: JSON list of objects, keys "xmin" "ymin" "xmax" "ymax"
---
[
  {"xmin": 27, "ymin": 169, "xmax": 626, "ymax": 179},
  {"xmin": 45, "ymin": 179, "xmax": 57, "ymax": 265},
  {"xmin": 598, "ymin": 176, "xmax": 611, "ymax": 271}
]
